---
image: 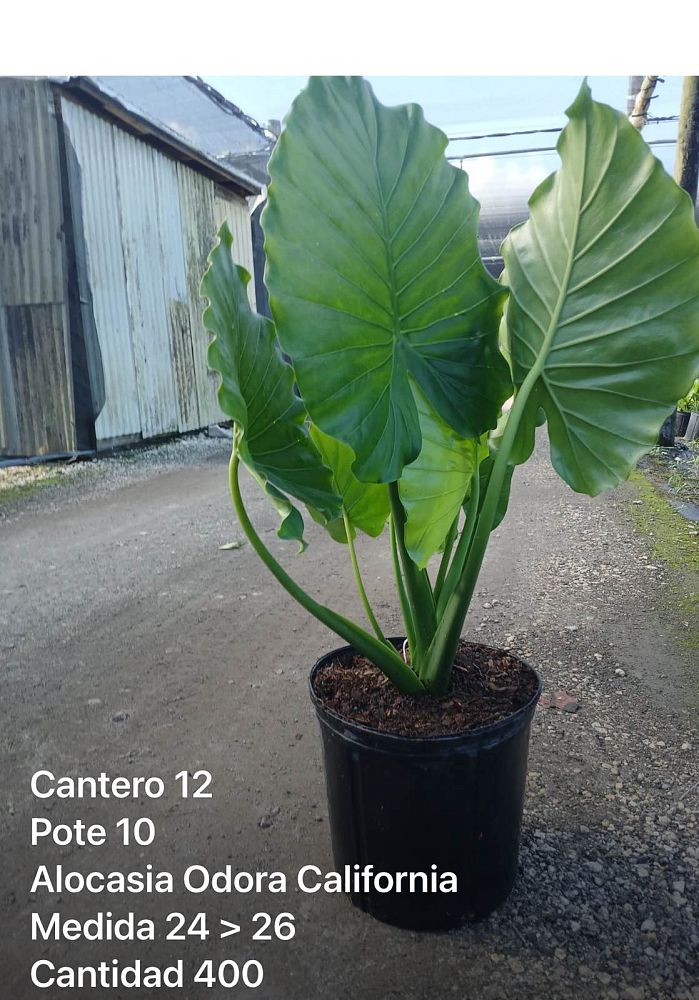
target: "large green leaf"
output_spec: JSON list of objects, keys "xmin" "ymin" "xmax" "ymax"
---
[
  {"xmin": 502, "ymin": 81, "xmax": 699, "ymax": 496},
  {"xmin": 309, "ymin": 425, "xmax": 390, "ymax": 542},
  {"xmin": 201, "ymin": 224, "xmax": 340, "ymax": 545},
  {"xmin": 263, "ymin": 76, "xmax": 511, "ymax": 484},
  {"xmin": 399, "ymin": 386, "xmax": 482, "ymax": 568}
]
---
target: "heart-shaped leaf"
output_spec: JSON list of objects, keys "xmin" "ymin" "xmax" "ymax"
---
[
  {"xmin": 263, "ymin": 76, "xmax": 511, "ymax": 483},
  {"xmin": 202, "ymin": 224, "xmax": 341, "ymax": 545},
  {"xmin": 502, "ymin": 82, "xmax": 699, "ymax": 495}
]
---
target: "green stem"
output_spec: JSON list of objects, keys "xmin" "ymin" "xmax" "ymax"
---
[
  {"xmin": 390, "ymin": 513, "xmax": 416, "ymax": 655},
  {"xmin": 229, "ymin": 449, "xmax": 424, "ymax": 694},
  {"xmin": 388, "ymin": 482, "xmax": 437, "ymax": 661},
  {"xmin": 433, "ymin": 514, "xmax": 459, "ymax": 605},
  {"xmin": 435, "ymin": 472, "xmax": 480, "ymax": 620},
  {"xmin": 422, "ymin": 420, "xmax": 521, "ymax": 693},
  {"xmin": 423, "ymin": 405, "xmax": 523, "ymax": 692},
  {"xmin": 342, "ymin": 508, "xmax": 386, "ymax": 643}
]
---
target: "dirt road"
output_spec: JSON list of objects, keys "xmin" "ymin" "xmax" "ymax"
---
[{"xmin": 1, "ymin": 434, "xmax": 696, "ymax": 999}]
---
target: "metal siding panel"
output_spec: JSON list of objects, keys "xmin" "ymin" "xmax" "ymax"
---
[
  {"xmin": 0, "ymin": 79, "xmax": 76, "ymax": 458},
  {"xmin": 151, "ymin": 154, "xmax": 199, "ymax": 432},
  {"xmin": 168, "ymin": 298, "xmax": 200, "ymax": 430},
  {"xmin": 213, "ymin": 190, "xmax": 256, "ymax": 309},
  {"xmin": 176, "ymin": 163, "xmax": 224, "ymax": 427},
  {"xmin": 0, "ymin": 308, "xmax": 20, "ymax": 454},
  {"xmin": 60, "ymin": 99, "xmax": 142, "ymax": 445},
  {"xmin": 112, "ymin": 127, "xmax": 178, "ymax": 439},
  {"xmin": 0, "ymin": 304, "xmax": 75, "ymax": 456},
  {"xmin": 0, "ymin": 79, "xmax": 65, "ymax": 305}
]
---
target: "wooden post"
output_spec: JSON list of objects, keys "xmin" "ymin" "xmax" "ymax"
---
[
  {"xmin": 674, "ymin": 76, "xmax": 699, "ymax": 201},
  {"xmin": 674, "ymin": 78, "xmax": 699, "ymax": 442},
  {"xmin": 627, "ymin": 75, "xmax": 644, "ymax": 116},
  {"xmin": 629, "ymin": 75, "xmax": 659, "ymax": 130}
]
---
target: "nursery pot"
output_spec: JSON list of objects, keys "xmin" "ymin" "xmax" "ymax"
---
[{"xmin": 309, "ymin": 641, "xmax": 541, "ymax": 931}]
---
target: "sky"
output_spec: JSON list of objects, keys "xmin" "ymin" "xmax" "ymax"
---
[
  {"xmin": 206, "ymin": 76, "xmax": 683, "ymax": 155},
  {"xmin": 205, "ymin": 75, "xmax": 684, "ymax": 244}
]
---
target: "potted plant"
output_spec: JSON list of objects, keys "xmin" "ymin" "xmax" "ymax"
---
[{"xmin": 201, "ymin": 76, "xmax": 699, "ymax": 930}]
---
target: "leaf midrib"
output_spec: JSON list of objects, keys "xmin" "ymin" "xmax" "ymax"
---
[
  {"xmin": 516, "ymin": 118, "xmax": 589, "ymax": 384},
  {"xmin": 368, "ymin": 103, "xmax": 406, "ymax": 466}
]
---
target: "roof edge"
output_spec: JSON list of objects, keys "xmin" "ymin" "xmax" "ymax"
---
[
  {"xmin": 183, "ymin": 76, "xmax": 273, "ymax": 142},
  {"xmin": 55, "ymin": 76, "xmax": 262, "ymax": 196}
]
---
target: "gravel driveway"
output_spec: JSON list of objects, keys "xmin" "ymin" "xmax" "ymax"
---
[{"xmin": 1, "ymin": 432, "xmax": 696, "ymax": 1000}]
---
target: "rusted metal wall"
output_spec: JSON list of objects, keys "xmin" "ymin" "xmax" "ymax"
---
[
  {"xmin": 0, "ymin": 304, "xmax": 74, "ymax": 455},
  {"xmin": 0, "ymin": 78, "xmax": 76, "ymax": 457},
  {"xmin": 0, "ymin": 80, "xmax": 65, "ymax": 306}
]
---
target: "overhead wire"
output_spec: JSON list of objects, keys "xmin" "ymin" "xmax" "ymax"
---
[
  {"xmin": 448, "ymin": 138, "xmax": 677, "ymax": 163},
  {"xmin": 446, "ymin": 115, "xmax": 679, "ymax": 145}
]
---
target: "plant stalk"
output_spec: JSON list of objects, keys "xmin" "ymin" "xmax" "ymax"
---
[
  {"xmin": 435, "ymin": 472, "xmax": 480, "ymax": 619},
  {"xmin": 342, "ymin": 508, "xmax": 386, "ymax": 643},
  {"xmin": 388, "ymin": 482, "xmax": 437, "ymax": 662},
  {"xmin": 389, "ymin": 513, "xmax": 417, "ymax": 655},
  {"xmin": 421, "ymin": 407, "xmax": 522, "ymax": 693},
  {"xmin": 433, "ymin": 514, "xmax": 459, "ymax": 604},
  {"xmin": 229, "ymin": 448, "xmax": 424, "ymax": 693}
]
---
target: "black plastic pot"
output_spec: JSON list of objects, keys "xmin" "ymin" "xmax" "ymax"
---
[{"xmin": 309, "ymin": 641, "xmax": 541, "ymax": 930}]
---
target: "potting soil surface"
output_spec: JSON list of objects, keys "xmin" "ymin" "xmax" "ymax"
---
[{"xmin": 314, "ymin": 642, "xmax": 540, "ymax": 735}]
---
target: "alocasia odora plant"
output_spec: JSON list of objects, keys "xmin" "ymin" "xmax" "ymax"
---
[{"xmin": 202, "ymin": 77, "xmax": 699, "ymax": 697}]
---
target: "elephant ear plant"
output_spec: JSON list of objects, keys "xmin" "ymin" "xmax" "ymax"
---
[{"xmin": 202, "ymin": 77, "xmax": 699, "ymax": 699}]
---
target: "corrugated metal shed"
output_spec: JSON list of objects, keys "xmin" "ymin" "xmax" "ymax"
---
[
  {"xmin": 1, "ymin": 77, "xmax": 263, "ymax": 459},
  {"xmin": 58, "ymin": 94, "xmax": 258, "ymax": 449},
  {"xmin": 88, "ymin": 76, "xmax": 270, "ymax": 159},
  {"xmin": 57, "ymin": 76, "xmax": 268, "ymax": 194},
  {"xmin": 0, "ymin": 78, "xmax": 76, "ymax": 456}
]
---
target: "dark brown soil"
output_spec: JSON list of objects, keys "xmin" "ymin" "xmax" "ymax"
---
[{"xmin": 313, "ymin": 641, "xmax": 540, "ymax": 737}]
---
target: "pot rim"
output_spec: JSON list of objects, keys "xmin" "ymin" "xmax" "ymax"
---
[{"xmin": 309, "ymin": 638, "xmax": 542, "ymax": 753}]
